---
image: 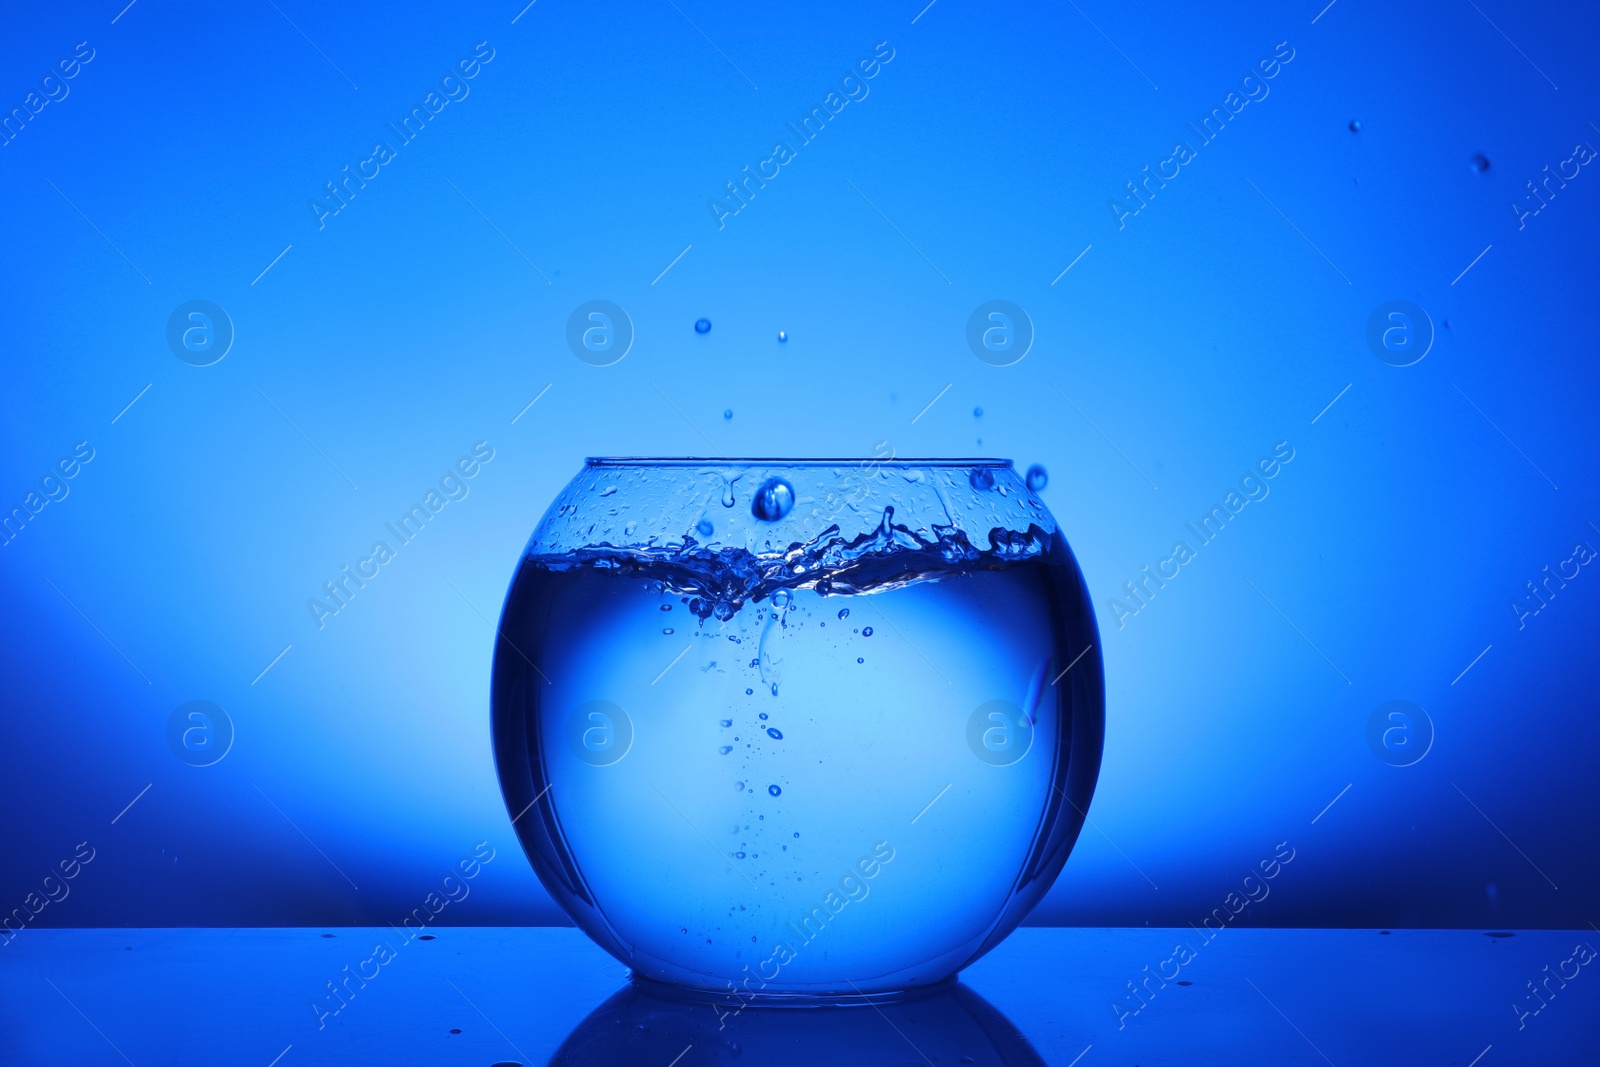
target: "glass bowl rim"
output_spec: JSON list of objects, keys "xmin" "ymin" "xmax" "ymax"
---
[{"xmin": 585, "ymin": 457, "xmax": 1015, "ymax": 468}]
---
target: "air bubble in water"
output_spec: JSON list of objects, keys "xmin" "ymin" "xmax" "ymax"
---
[
  {"xmin": 974, "ymin": 407, "xmax": 983, "ymax": 417},
  {"xmin": 1026, "ymin": 464, "xmax": 1048, "ymax": 492},
  {"xmin": 723, "ymin": 409, "xmax": 733, "ymax": 420},
  {"xmin": 772, "ymin": 590, "xmax": 791, "ymax": 608},
  {"xmin": 1470, "ymin": 153, "xmax": 1490, "ymax": 174},
  {"xmin": 719, "ymin": 745, "xmax": 732, "ymax": 755},
  {"xmin": 752, "ymin": 477, "xmax": 795, "ymax": 521},
  {"xmin": 720, "ymin": 718, "xmax": 732, "ymax": 727},
  {"xmin": 697, "ymin": 518, "xmax": 713, "ymax": 537},
  {"xmin": 1348, "ymin": 119, "xmax": 1361, "ymax": 133},
  {"xmin": 768, "ymin": 784, "xmax": 781, "ymax": 796},
  {"xmin": 837, "ymin": 608, "xmax": 849, "ymax": 620},
  {"xmin": 778, "ymin": 330, "xmax": 788, "ymax": 343},
  {"xmin": 695, "ymin": 318, "xmax": 711, "ymax": 334},
  {"xmin": 767, "ymin": 727, "xmax": 783, "ymax": 740}
]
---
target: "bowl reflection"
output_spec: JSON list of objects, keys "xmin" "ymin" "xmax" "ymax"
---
[{"xmin": 549, "ymin": 980, "xmax": 1047, "ymax": 1067}]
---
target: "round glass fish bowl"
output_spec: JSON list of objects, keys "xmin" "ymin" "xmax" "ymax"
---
[{"xmin": 491, "ymin": 458, "xmax": 1104, "ymax": 1003}]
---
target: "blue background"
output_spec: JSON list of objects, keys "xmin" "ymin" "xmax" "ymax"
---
[{"xmin": 2, "ymin": 0, "xmax": 1596, "ymax": 932}]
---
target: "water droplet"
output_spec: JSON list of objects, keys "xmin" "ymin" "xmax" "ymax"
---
[
  {"xmin": 1025, "ymin": 464, "xmax": 1048, "ymax": 492},
  {"xmin": 662, "ymin": 627, "xmax": 674, "ymax": 635},
  {"xmin": 970, "ymin": 468, "xmax": 995, "ymax": 491},
  {"xmin": 758, "ymin": 712, "xmax": 768, "ymax": 721},
  {"xmin": 1470, "ymin": 153, "xmax": 1490, "ymax": 173},
  {"xmin": 694, "ymin": 317, "xmax": 712, "ymax": 334},
  {"xmin": 623, "ymin": 521, "xmax": 638, "ymax": 536},
  {"xmin": 837, "ymin": 608, "xmax": 849, "ymax": 620},
  {"xmin": 973, "ymin": 406, "xmax": 983, "ymax": 417},
  {"xmin": 721, "ymin": 482, "xmax": 736, "ymax": 508},
  {"xmin": 767, "ymin": 727, "xmax": 783, "ymax": 740},
  {"xmin": 696, "ymin": 518, "xmax": 714, "ymax": 537},
  {"xmin": 1348, "ymin": 119, "xmax": 1361, "ymax": 133},
  {"xmin": 857, "ymin": 656, "xmax": 864, "ymax": 663},
  {"xmin": 714, "ymin": 601, "xmax": 735, "ymax": 621},
  {"xmin": 745, "ymin": 688, "xmax": 753, "ymax": 695},
  {"xmin": 734, "ymin": 851, "xmax": 746, "ymax": 859},
  {"xmin": 751, "ymin": 477, "xmax": 795, "ymax": 521},
  {"xmin": 660, "ymin": 604, "xmax": 672, "ymax": 611},
  {"xmin": 777, "ymin": 330, "xmax": 788, "ymax": 342},
  {"xmin": 719, "ymin": 718, "xmax": 732, "ymax": 727},
  {"xmin": 768, "ymin": 784, "xmax": 781, "ymax": 796},
  {"xmin": 772, "ymin": 590, "xmax": 791, "ymax": 608},
  {"xmin": 793, "ymin": 831, "xmax": 800, "ymax": 838},
  {"xmin": 723, "ymin": 408, "xmax": 733, "ymax": 420},
  {"xmin": 718, "ymin": 745, "xmax": 732, "ymax": 754},
  {"xmin": 861, "ymin": 626, "xmax": 873, "ymax": 637}
]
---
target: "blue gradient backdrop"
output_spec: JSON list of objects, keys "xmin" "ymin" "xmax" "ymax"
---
[{"xmin": 2, "ymin": 0, "xmax": 1596, "ymax": 931}]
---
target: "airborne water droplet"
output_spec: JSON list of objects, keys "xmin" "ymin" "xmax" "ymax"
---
[
  {"xmin": 1025, "ymin": 464, "xmax": 1048, "ymax": 492},
  {"xmin": 752, "ymin": 477, "xmax": 795, "ymax": 521}
]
